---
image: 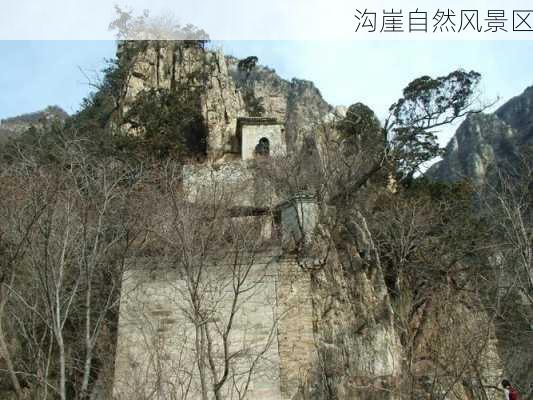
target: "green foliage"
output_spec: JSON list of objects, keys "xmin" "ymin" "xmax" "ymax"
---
[
  {"xmin": 242, "ymin": 90, "xmax": 266, "ymax": 117},
  {"xmin": 338, "ymin": 103, "xmax": 383, "ymax": 153},
  {"xmin": 387, "ymin": 70, "xmax": 482, "ymax": 179},
  {"xmin": 340, "ymin": 103, "xmax": 381, "ymax": 136},
  {"xmin": 238, "ymin": 56, "xmax": 258, "ymax": 75},
  {"xmin": 124, "ymin": 87, "xmax": 207, "ymax": 159},
  {"xmin": 333, "ymin": 70, "xmax": 483, "ymax": 202},
  {"xmin": 237, "ymin": 55, "xmax": 265, "ymax": 117}
]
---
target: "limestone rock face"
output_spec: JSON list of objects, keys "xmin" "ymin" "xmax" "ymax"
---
[
  {"xmin": 496, "ymin": 85, "xmax": 533, "ymax": 135},
  {"xmin": 427, "ymin": 86, "xmax": 533, "ymax": 184},
  {"xmin": 202, "ymin": 50, "xmax": 246, "ymax": 159},
  {"xmin": 301, "ymin": 209, "xmax": 402, "ymax": 400},
  {"xmin": 120, "ymin": 43, "xmax": 335, "ymax": 161},
  {"xmin": 121, "ymin": 43, "xmax": 244, "ymax": 159},
  {"xmin": 119, "ymin": 42, "xmax": 334, "ymax": 160},
  {"xmin": 427, "ymin": 114, "xmax": 516, "ymax": 184},
  {"xmin": 228, "ymin": 58, "xmax": 334, "ymax": 152}
]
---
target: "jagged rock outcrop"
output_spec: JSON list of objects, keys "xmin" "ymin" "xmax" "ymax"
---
[
  {"xmin": 120, "ymin": 43, "xmax": 244, "ymax": 159},
  {"xmin": 227, "ymin": 58, "xmax": 335, "ymax": 151},
  {"xmin": 310, "ymin": 214, "xmax": 402, "ymax": 399},
  {"xmin": 427, "ymin": 86, "xmax": 533, "ymax": 184},
  {"xmin": 119, "ymin": 43, "xmax": 335, "ymax": 160}
]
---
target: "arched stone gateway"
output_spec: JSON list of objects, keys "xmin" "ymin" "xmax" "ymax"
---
[
  {"xmin": 237, "ymin": 117, "xmax": 286, "ymax": 160},
  {"xmin": 255, "ymin": 137, "xmax": 270, "ymax": 157}
]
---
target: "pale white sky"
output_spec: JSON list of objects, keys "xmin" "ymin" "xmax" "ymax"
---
[{"xmin": 3, "ymin": 0, "xmax": 533, "ymax": 40}]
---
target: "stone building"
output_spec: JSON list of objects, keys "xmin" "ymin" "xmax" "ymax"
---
[{"xmin": 236, "ymin": 117, "xmax": 286, "ymax": 160}]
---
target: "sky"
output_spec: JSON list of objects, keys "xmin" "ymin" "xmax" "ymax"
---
[
  {"xmin": 1, "ymin": 40, "xmax": 533, "ymax": 148},
  {"xmin": 3, "ymin": 0, "xmax": 533, "ymax": 40}
]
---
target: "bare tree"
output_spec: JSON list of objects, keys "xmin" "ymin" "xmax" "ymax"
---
[
  {"xmin": 252, "ymin": 79, "xmax": 497, "ymax": 398},
  {"xmin": 477, "ymin": 153, "xmax": 533, "ymax": 393},
  {"xmin": 0, "ymin": 172, "xmax": 49, "ymax": 398},
  {"xmin": 482, "ymin": 156, "xmax": 533, "ymax": 312},
  {"xmin": 368, "ymin": 177, "xmax": 510, "ymax": 400},
  {"xmin": 114, "ymin": 170, "xmax": 283, "ymax": 400},
  {"xmin": 1, "ymin": 139, "xmax": 145, "ymax": 399}
]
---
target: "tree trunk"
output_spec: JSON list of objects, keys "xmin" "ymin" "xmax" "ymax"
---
[
  {"xmin": 195, "ymin": 324, "xmax": 209, "ymax": 400},
  {"xmin": 0, "ymin": 318, "xmax": 23, "ymax": 399},
  {"xmin": 0, "ymin": 281, "xmax": 23, "ymax": 399},
  {"xmin": 57, "ymin": 331, "xmax": 66, "ymax": 400}
]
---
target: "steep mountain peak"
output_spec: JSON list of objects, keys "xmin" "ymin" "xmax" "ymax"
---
[
  {"xmin": 426, "ymin": 85, "xmax": 533, "ymax": 184},
  {"xmin": 495, "ymin": 85, "xmax": 533, "ymax": 137},
  {"xmin": 119, "ymin": 42, "xmax": 335, "ymax": 160}
]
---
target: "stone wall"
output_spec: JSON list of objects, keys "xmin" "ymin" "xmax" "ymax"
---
[
  {"xmin": 182, "ymin": 161, "xmax": 278, "ymax": 209},
  {"xmin": 276, "ymin": 257, "xmax": 316, "ymax": 399},
  {"xmin": 278, "ymin": 194, "xmax": 319, "ymax": 250},
  {"xmin": 182, "ymin": 161, "xmax": 255, "ymax": 207},
  {"xmin": 113, "ymin": 253, "xmax": 316, "ymax": 400}
]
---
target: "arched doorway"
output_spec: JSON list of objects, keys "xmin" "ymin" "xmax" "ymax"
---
[{"xmin": 255, "ymin": 137, "xmax": 270, "ymax": 157}]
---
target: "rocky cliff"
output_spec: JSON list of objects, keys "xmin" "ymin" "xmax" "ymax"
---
[
  {"xmin": 427, "ymin": 86, "xmax": 533, "ymax": 184},
  {"xmin": 227, "ymin": 56, "xmax": 337, "ymax": 151},
  {"xmin": 119, "ymin": 42, "xmax": 339, "ymax": 160}
]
